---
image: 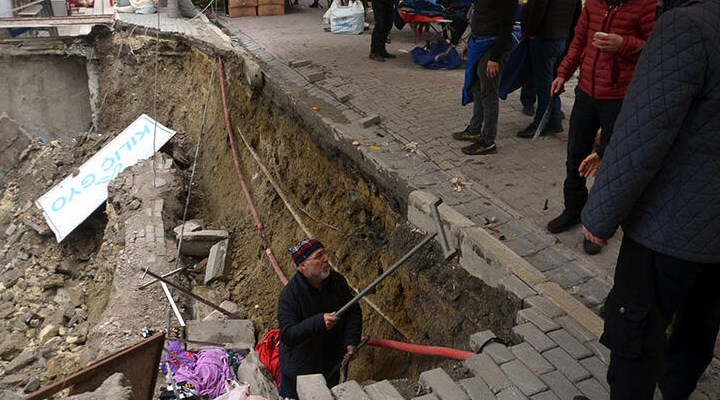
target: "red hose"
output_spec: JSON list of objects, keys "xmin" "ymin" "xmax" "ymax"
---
[
  {"xmin": 366, "ymin": 338, "xmax": 475, "ymax": 361},
  {"xmin": 217, "ymin": 56, "xmax": 287, "ymax": 285}
]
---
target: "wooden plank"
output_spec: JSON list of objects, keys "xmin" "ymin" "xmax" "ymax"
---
[
  {"xmin": 228, "ymin": 5, "xmax": 257, "ymax": 16},
  {"xmin": 229, "ymin": 0, "xmax": 258, "ymax": 6},
  {"xmin": 257, "ymin": 4, "xmax": 284, "ymax": 15},
  {"xmin": 258, "ymin": 0, "xmax": 284, "ymax": 6},
  {"xmin": 0, "ymin": 14, "xmax": 114, "ymax": 28}
]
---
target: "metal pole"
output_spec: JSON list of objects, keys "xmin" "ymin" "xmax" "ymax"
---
[
  {"xmin": 431, "ymin": 198, "xmax": 456, "ymax": 260},
  {"xmin": 138, "ymin": 267, "xmax": 183, "ymax": 290},
  {"xmin": 335, "ymin": 232, "xmax": 437, "ymax": 316}
]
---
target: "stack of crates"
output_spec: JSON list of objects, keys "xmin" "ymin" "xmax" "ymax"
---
[{"xmin": 228, "ymin": 0, "xmax": 285, "ymax": 16}]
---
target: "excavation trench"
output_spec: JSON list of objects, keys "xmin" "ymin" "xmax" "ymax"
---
[{"xmin": 0, "ymin": 28, "xmax": 520, "ymax": 393}]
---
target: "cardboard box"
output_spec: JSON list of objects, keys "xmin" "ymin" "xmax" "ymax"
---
[
  {"xmin": 230, "ymin": 0, "xmax": 258, "ymax": 7},
  {"xmin": 228, "ymin": 5, "xmax": 257, "ymax": 16},
  {"xmin": 257, "ymin": 4, "xmax": 284, "ymax": 15},
  {"xmin": 258, "ymin": 0, "xmax": 284, "ymax": 5}
]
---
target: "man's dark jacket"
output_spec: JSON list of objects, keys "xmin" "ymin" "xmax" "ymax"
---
[
  {"xmin": 521, "ymin": 0, "xmax": 580, "ymax": 39},
  {"xmin": 278, "ymin": 270, "xmax": 362, "ymax": 380},
  {"xmin": 582, "ymin": 0, "xmax": 720, "ymax": 263},
  {"xmin": 470, "ymin": 0, "xmax": 516, "ymax": 61}
]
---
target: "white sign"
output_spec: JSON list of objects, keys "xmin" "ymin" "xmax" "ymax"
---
[{"xmin": 37, "ymin": 114, "xmax": 176, "ymax": 242}]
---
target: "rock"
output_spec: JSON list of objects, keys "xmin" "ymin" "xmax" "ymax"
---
[
  {"xmin": 203, "ymin": 300, "xmax": 246, "ymax": 321},
  {"xmin": 0, "ymin": 331, "xmax": 26, "ymax": 360},
  {"xmin": 67, "ymin": 284, "xmax": 85, "ymax": 308},
  {"xmin": 40, "ymin": 336, "xmax": 64, "ymax": 357},
  {"xmin": 0, "ymin": 301, "xmax": 15, "ymax": 319},
  {"xmin": 23, "ymin": 377, "xmax": 40, "ymax": 393},
  {"xmin": 173, "ymin": 220, "xmax": 205, "ymax": 238},
  {"xmin": 235, "ymin": 350, "xmax": 279, "ymax": 400},
  {"xmin": 0, "ymin": 390, "xmax": 22, "ymax": 399},
  {"xmin": 63, "ymin": 373, "xmax": 132, "ymax": 400},
  {"xmin": 0, "ymin": 268, "xmax": 22, "ymax": 289},
  {"xmin": 5, "ymin": 349, "xmax": 35, "ymax": 374},
  {"xmin": 39, "ymin": 324, "xmax": 60, "ymax": 343},
  {"xmin": 0, "ymin": 374, "xmax": 25, "ymax": 387},
  {"xmin": 41, "ymin": 274, "xmax": 65, "ymax": 289},
  {"xmin": 178, "ymin": 230, "xmax": 229, "ymax": 257},
  {"xmin": 46, "ymin": 351, "xmax": 80, "ymax": 379}
]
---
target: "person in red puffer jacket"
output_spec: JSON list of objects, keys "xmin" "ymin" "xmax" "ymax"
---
[{"xmin": 545, "ymin": 0, "xmax": 656, "ymax": 255}]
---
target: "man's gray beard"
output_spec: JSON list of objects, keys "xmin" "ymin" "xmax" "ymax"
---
[{"xmin": 320, "ymin": 269, "xmax": 330, "ymax": 280}]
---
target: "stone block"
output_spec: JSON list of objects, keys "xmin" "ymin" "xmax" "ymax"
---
[
  {"xmin": 575, "ymin": 277, "xmax": 612, "ymax": 306},
  {"xmin": 235, "ymin": 350, "xmax": 279, "ymax": 399},
  {"xmin": 178, "ymin": 230, "xmax": 229, "ymax": 257},
  {"xmin": 516, "ymin": 308, "xmax": 561, "ymax": 333},
  {"xmin": 359, "ymin": 114, "xmax": 381, "ymax": 128},
  {"xmin": 412, "ymin": 394, "xmax": 438, "ymax": 400},
  {"xmin": 337, "ymin": 92, "xmax": 353, "ymax": 103},
  {"xmin": 460, "ymin": 228, "xmax": 510, "ymax": 288},
  {"xmin": 364, "ymin": 380, "xmax": 404, "ymax": 399},
  {"xmin": 458, "ymin": 377, "xmax": 494, "ymax": 400},
  {"xmin": 496, "ymin": 386, "xmax": 528, "ymax": 400},
  {"xmin": 297, "ymin": 374, "xmax": 333, "ymax": 400},
  {"xmin": 407, "ymin": 190, "xmax": 470, "ymax": 257},
  {"xmin": 484, "ymin": 342, "xmax": 516, "ymax": 364},
  {"xmin": 554, "ymin": 315, "xmax": 596, "ymax": 343},
  {"xmin": 289, "ymin": 59, "xmax": 311, "ymax": 68},
  {"xmin": 547, "ymin": 329, "xmax": 593, "ymax": 360},
  {"xmin": 586, "ymin": 341, "xmax": 611, "ymax": 365},
  {"xmin": 539, "ymin": 370, "xmax": 582, "ymax": 400},
  {"xmin": 543, "ymin": 261, "xmax": 593, "ymax": 289},
  {"xmin": 530, "ymin": 391, "xmax": 559, "ymax": 400},
  {"xmin": 500, "ymin": 360, "xmax": 548, "ymax": 396},
  {"xmin": 469, "ymin": 330, "xmax": 496, "ymax": 353},
  {"xmin": 173, "ymin": 220, "xmax": 205, "ymax": 237},
  {"xmin": 500, "ymin": 275, "xmax": 537, "ymax": 300},
  {"xmin": 542, "ymin": 347, "xmax": 591, "ymax": 383},
  {"xmin": 579, "ymin": 357, "xmax": 609, "ymax": 390},
  {"xmin": 464, "ymin": 353, "xmax": 511, "ymax": 393},
  {"xmin": 510, "ymin": 343, "xmax": 554, "ymax": 375},
  {"xmin": 185, "ymin": 319, "xmax": 254, "ymax": 351},
  {"xmin": 203, "ymin": 300, "xmax": 246, "ymax": 321},
  {"xmin": 419, "ymin": 368, "xmax": 469, "ymax": 400},
  {"xmin": 306, "ymin": 72, "xmax": 325, "ymax": 83},
  {"xmin": 576, "ymin": 378, "xmax": 609, "ymax": 400},
  {"xmin": 205, "ymin": 239, "xmax": 229, "ymax": 284},
  {"xmin": 332, "ymin": 380, "xmax": 371, "ymax": 400},
  {"xmin": 523, "ymin": 296, "xmax": 565, "ymax": 319},
  {"xmin": 512, "ymin": 323, "xmax": 558, "ymax": 353}
]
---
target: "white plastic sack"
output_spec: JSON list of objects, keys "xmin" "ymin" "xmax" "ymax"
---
[{"xmin": 322, "ymin": 0, "xmax": 364, "ymax": 35}]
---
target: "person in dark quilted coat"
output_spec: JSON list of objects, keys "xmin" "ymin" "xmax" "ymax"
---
[
  {"xmin": 545, "ymin": 0, "xmax": 657, "ymax": 255},
  {"xmin": 581, "ymin": 0, "xmax": 720, "ymax": 397}
]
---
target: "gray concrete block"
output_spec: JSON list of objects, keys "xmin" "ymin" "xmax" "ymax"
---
[
  {"xmin": 497, "ymin": 386, "xmax": 528, "ymax": 400},
  {"xmin": 464, "ymin": 353, "xmax": 511, "ymax": 393},
  {"xmin": 297, "ymin": 374, "xmax": 333, "ymax": 400},
  {"xmin": 586, "ymin": 340, "xmax": 611, "ymax": 365},
  {"xmin": 539, "ymin": 371, "xmax": 582, "ymax": 400},
  {"xmin": 530, "ymin": 391, "xmax": 560, "ymax": 400},
  {"xmin": 484, "ymin": 342, "xmax": 516, "ymax": 364},
  {"xmin": 332, "ymin": 381, "xmax": 371, "ymax": 400},
  {"xmin": 407, "ymin": 190, "xmax": 471, "ymax": 260},
  {"xmin": 203, "ymin": 300, "xmax": 246, "ymax": 321},
  {"xmin": 359, "ymin": 114, "xmax": 381, "ymax": 128},
  {"xmin": 579, "ymin": 357, "xmax": 609, "ymax": 390},
  {"xmin": 516, "ymin": 308, "xmax": 561, "ymax": 333},
  {"xmin": 554, "ymin": 315, "xmax": 597, "ymax": 343},
  {"xmin": 364, "ymin": 380, "xmax": 404, "ymax": 400},
  {"xmin": 459, "ymin": 229, "xmax": 511, "ymax": 288},
  {"xmin": 185, "ymin": 319, "xmax": 254, "ymax": 351},
  {"xmin": 513, "ymin": 323, "xmax": 558, "ymax": 353},
  {"xmin": 501, "ymin": 360, "xmax": 548, "ymax": 396},
  {"xmin": 411, "ymin": 394, "xmax": 438, "ymax": 400},
  {"xmin": 510, "ymin": 343, "xmax": 554, "ymax": 375},
  {"xmin": 543, "ymin": 261, "xmax": 593, "ymax": 289},
  {"xmin": 179, "ymin": 230, "xmax": 229, "ymax": 257},
  {"xmin": 458, "ymin": 377, "xmax": 494, "ymax": 400},
  {"xmin": 500, "ymin": 275, "xmax": 537, "ymax": 300},
  {"xmin": 524, "ymin": 296, "xmax": 565, "ymax": 318},
  {"xmin": 173, "ymin": 219, "xmax": 205, "ymax": 237},
  {"xmin": 542, "ymin": 348, "xmax": 591, "ymax": 383},
  {"xmin": 307, "ymin": 72, "xmax": 325, "ymax": 83},
  {"xmin": 337, "ymin": 92, "xmax": 353, "ymax": 103},
  {"xmin": 289, "ymin": 59, "xmax": 311, "ymax": 68},
  {"xmin": 235, "ymin": 350, "xmax": 279, "ymax": 400},
  {"xmin": 205, "ymin": 238, "xmax": 229, "ymax": 284},
  {"xmin": 469, "ymin": 330, "xmax": 496, "ymax": 353},
  {"xmin": 575, "ymin": 277, "xmax": 612, "ymax": 306},
  {"xmin": 547, "ymin": 329, "xmax": 593, "ymax": 360},
  {"xmin": 419, "ymin": 368, "xmax": 469, "ymax": 400},
  {"xmin": 576, "ymin": 378, "xmax": 609, "ymax": 400}
]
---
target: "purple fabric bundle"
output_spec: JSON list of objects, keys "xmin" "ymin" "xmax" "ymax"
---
[{"xmin": 174, "ymin": 349, "xmax": 236, "ymax": 398}]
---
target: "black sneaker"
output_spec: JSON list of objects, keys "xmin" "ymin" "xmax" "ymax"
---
[
  {"xmin": 452, "ymin": 129, "xmax": 481, "ymax": 141},
  {"xmin": 544, "ymin": 123, "xmax": 564, "ymax": 134},
  {"xmin": 380, "ymin": 51, "xmax": 396, "ymax": 59},
  {"xmin": 522, "ymin": 104, "xmax": 535, "ymax": 116},
  {"xmin": 369, "ymin": 52, "xmax": 386, "ymax": 62},
  {"xmin": 462, "ymin": 141, "xmax": 497, "ymax": 155},
  {"xmin": 517, "ymin": 123, "xmax": 539, "ymax": 138},
  {"xmin": 583, "ymin": 238, "xmax": 602, "ymax": 255},
  {"xmin": 547, "ymin": 211, "xmax": 580, "ymax": 234}
]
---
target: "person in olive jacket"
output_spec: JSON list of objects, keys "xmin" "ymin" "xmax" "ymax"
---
[{"xmin": 277, "ymin": 239, "xmax": 362, "ymax": 399}]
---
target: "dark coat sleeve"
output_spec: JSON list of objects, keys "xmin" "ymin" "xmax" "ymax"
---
[
  {"xmin": 581, "ymin": 8, "xmax": 706, "ymax": 239},
  {"xmin": 489, "ymin": 0, "xmax": 518, "ymax": 62},
  {"xmin": 522, "ymin": 0, "xmax": 548, "ymax": 37},
  {"xmin": 277, "ymin": 286, "xmax": 325, "ymax": 348}
]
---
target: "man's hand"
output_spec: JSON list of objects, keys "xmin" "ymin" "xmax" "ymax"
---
[
  {"xmin": 323, "ymin": 312, "xmax": 340, "ymax": 331},
  {"xmin": 593, "ymin": 32, "xmax": 624, "ymax": 51},
  {"xmin": 345, "ymin": 345, "xmax": 356, "ymax": 361},
  {"xmin": 583, "ymin": 225, "xmax": 608, "ymax": 246},
  {"xmin": 486, "ymin": 61, "xmax": 500, "ymax": 78},
  {"xmin": 551, "ymin": 77, "xmax": 566, "ymax": 95},
  {"xmin": 579, "ymin": 152, "xmax": 602, "ymax": 177}
]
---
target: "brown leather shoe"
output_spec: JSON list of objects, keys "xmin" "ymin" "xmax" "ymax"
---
[{"xmin": 369, "ymin": 53, "xmax": 386, "ymax": 62}]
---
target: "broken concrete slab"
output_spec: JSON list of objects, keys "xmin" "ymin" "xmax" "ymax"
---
[
  {"xmin": 203, "ymin": 300, "xmax": 246, "ymax": 321},
  {"xmin": 297, "ymin": 374, "xmax": 333, "ymax": 400},
  {"xmin": 185, "ymin": 319, "xmax": 254, "ymax": 351},
  {"xmin": 205, "ymin": 238, "xmax": 229, "ymax": 284},
  {"xmin": 233, "ymin": 350, "xmax": 279, "ymax": 399},
  {"xmin": 172, "ymin": 219, "xmax": 206, "ymax": 238},
  {"xmin": 178, "ymin": 230, "xmax": 229, "ymax": 257}
]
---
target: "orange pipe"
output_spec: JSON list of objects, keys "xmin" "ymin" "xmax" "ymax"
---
[{"xmin": 366, "ymin": 338, "xmax": 475, "ymax": 361}]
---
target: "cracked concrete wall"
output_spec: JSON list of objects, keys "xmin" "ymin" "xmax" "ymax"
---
[{"xmin": 0, "ymin": 55, "xmax": 92, "ymax": 142}]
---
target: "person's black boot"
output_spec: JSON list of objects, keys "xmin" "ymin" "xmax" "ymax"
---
[{"xmin": 547, "ymin": 210, "xmax": 580, "ymax": 234}]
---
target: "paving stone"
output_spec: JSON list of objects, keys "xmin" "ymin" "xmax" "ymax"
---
[
  {"xmin": 504, "ymin": 235, "xmax": 547, "ymax": 257},
  {"xmin": 359, "ymin": 114, "xmax": 381, "ymax": 128},
  {"xmin": 464, "ymin": 353, "xmax": 511, "ymax": 393},
  {"xmin": 574, "ymin": 277, "xmax": 612, "ymax": 306},
  {"xmin": 530, "ymin": 391, "xmax": 560, "ymax": 400},
  {"xmin": 524, "ymin": 248, "xmax": 571, "ymax": 273},
  {"xmin": 458, "ymin": 377, "xmax": 494, "ymax": 400},
  {"xmin": 484, "ymin": 342, "xmax": 516, "ymax": 364},
  {"xmin": 543, "ymin": 261, "xmax": 594, "ymax": 289},
  {"xmin": 517, "ymin": 308, "xmax": 561, "ymax": 333},
  {"xmin": 500, "ymin": 275, "xmax": 537, "ymax": 300},
  {"xmin": 554, "ymin": 315, "xmax": 597, "ymax": 343},
  {"xmin": 547, "ymin": 329, "xmax": 593, "ymax": 360},
  {"xmin": 542, "ymin": 347, "xmax": 591, "ymax": 383},
  {"xmin": 501, "ymin": 360, "xmax": 548, "ymax": 396},
  {"xmin": 469, "ymin": 330, "xmax": 496, "ymax": 353},
  {"xmin": 364, "ymin": 380, "xmax": 404, "ymax": 400},
  {"xmin": 331, "ymin": 381, "xmax": 371, "ymax": 400},
  {"xmin": 297, "ymin": 374, "xmax": 333, "ymax": 400},
  {"xmin": 289, "ymin": 59, "xmax": 311, "ymax": 68},
  {"xmin": 205, "ymin": 238, "xmax": 229, "ymax": 284},
  {"xmin": 497, "ymin": 386, "xmax": 528, "ymax": 400},
  {"xmin": 513, "ymin": 323, "xmax": 558, "ymax": 353},
  {"xmin": 576, "ymin": 378, "xmax": 609, "ymax": 400},
  {"xmin": 586, "ymin": 340, "xmax": 611, "ymax": 365},
  {"xmin": 579, "ymin": 357, "xmax": 609, "ymax": 390},
  {"xmin": 539, "ymin": 370, "xmax": 582, "ymax": 400},
  {"xmin": 510, "ymin": 343, "xmax": 554, "ymax": 375},
  {"xmin": 524, "ymin": 296, "xmax": 565, "ymax": 318},
  {"xmin": 411, "ymin": 394, "xmax": 438, "ymax": 400},
  {"xmin": 418, "ymin": 368, "xmax": 469, "ymax": 400}
]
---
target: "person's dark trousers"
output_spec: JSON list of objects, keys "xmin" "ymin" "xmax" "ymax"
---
[
  {"xmin": 370, "ymin": 0, "xmax": 393, "ymax": 55},
  {"xmin": 601, "ymin": 236, "xmax": 720, "ymax": 400},
  {"xmin": 279, "ymin": 373, "xmax": 298, "ymax": 399},
  {"xmin": 520, "ymin": 80, "xmax": 535, "ymax": 108},
  {"xmin": 528, "ymin": 38, "xmax": 566, "ymax": 127},
  {"xmin": 468, "ymin": 51, "xmax": 505, "ymax": 145},
  {"xmin": 562, "ymin": 87, "xmax": 622, "ymax": 215}
]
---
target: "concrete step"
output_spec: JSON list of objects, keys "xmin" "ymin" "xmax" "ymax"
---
[{"xmin": 363, "ymin": 380, "xmax": 404, "ymax": 400}]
